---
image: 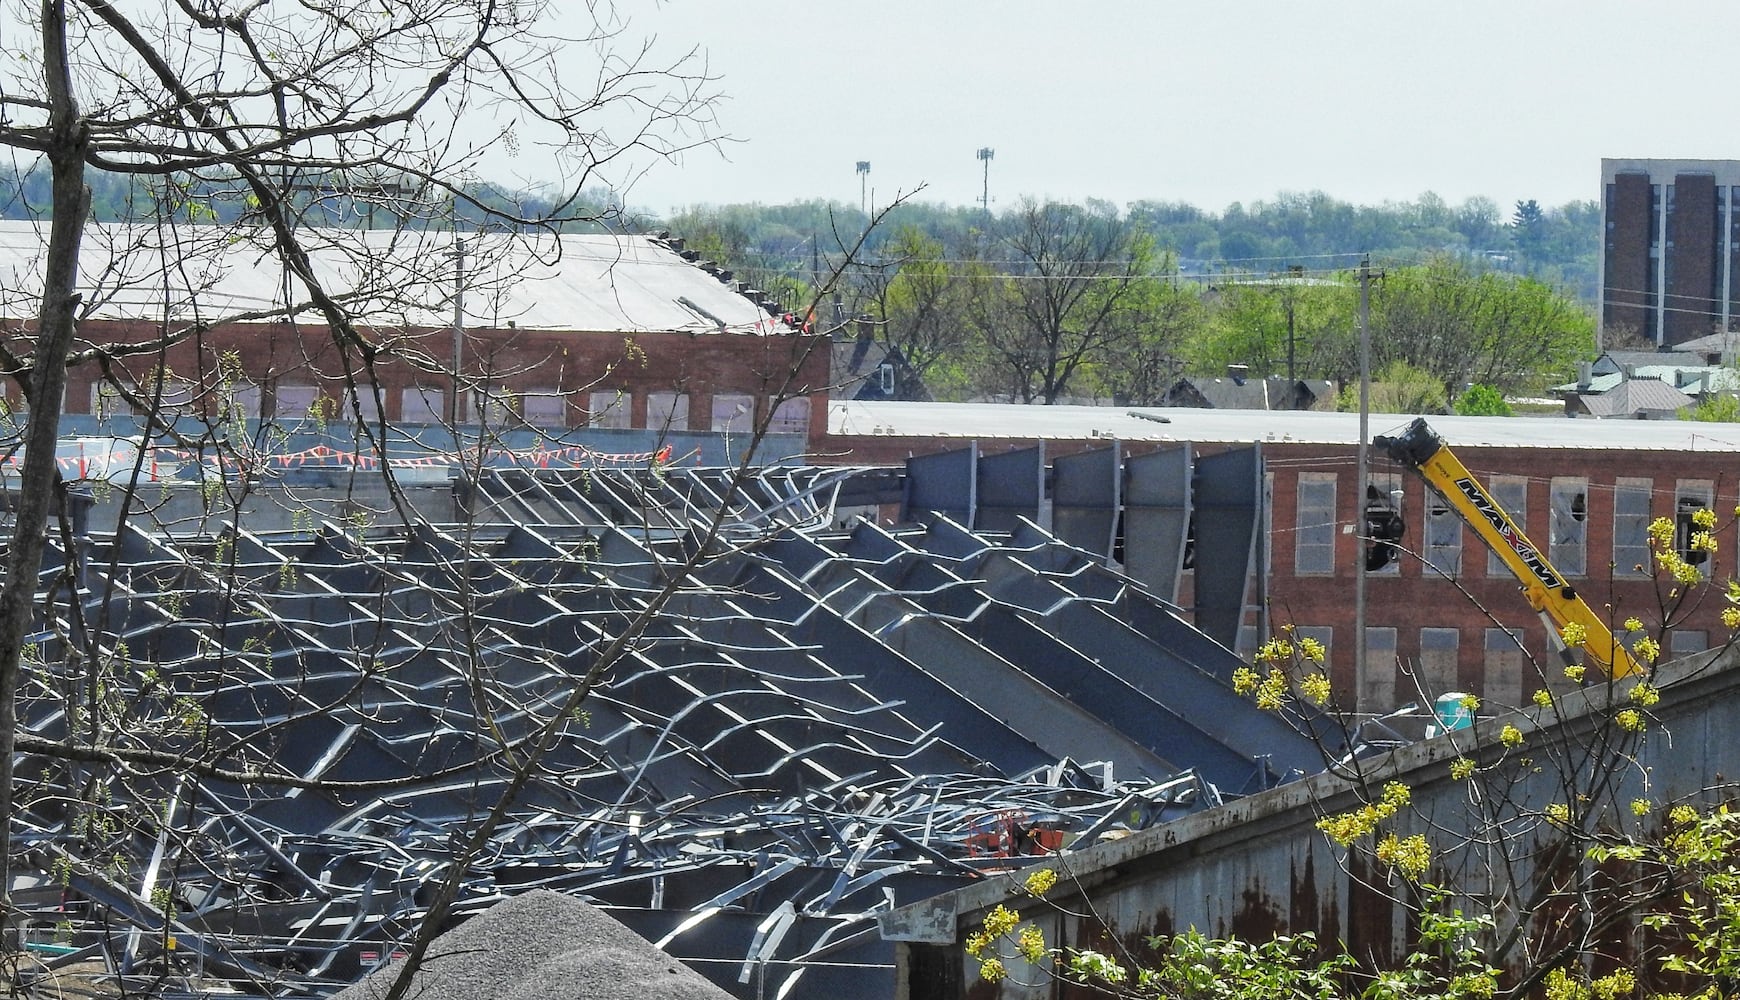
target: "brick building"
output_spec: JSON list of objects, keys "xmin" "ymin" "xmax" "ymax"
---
[
  {"xmin": 0, "ymin": 222, "xmax": 829, "ymax": 438},
  {"xmin": 1601, "ymin": 158, "xmax": 1740, "ymax": 347},
  {"xmin": 819, "ymin": 402, "xmax": 1740, "ymax": 716}
]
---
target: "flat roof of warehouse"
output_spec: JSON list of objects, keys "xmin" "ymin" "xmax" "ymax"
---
[{"xmin": 826, "ymin": 401, "xmax": 1740, "ymax": 452}]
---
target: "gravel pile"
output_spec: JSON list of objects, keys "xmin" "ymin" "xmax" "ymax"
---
[{"xmin": 332, "ymin": 891, "xmax": 735, "ymax": 1000}]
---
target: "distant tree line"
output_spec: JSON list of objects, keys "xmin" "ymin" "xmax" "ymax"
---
[
  {"xmin": 661, "ymin": 189, "xmax": 1599, "ymax": 304},
  {"xmin": 660, "ymin": 197, "xmax": 1592, "ymax": 406},
  {"xmin": 659, "ymin": 192, "xmax": 1598, "ymax": 406},
  {"xmin": 0, "ymin": 161, "xmax": 1597, "ymax": 407}
]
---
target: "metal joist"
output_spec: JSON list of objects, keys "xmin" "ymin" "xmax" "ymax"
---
[{"xmin": 1051, "ymin": 443, "xmax": 1122, "ymax": 564}]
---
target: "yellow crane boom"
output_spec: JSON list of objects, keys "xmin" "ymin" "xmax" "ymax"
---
[{"xmin": 1373, "ymin": 417, "xmax": 1642, "ymax": 679}]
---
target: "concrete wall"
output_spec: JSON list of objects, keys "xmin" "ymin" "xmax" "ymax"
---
[{"xmin": 881, "ymin": 645, "xmax": 1740, "ymax": 999}]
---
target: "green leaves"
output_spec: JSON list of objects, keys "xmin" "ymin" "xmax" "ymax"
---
[{"xmin": 1453, "ymin": 384, "xmax": 1513, "ymax": 416}]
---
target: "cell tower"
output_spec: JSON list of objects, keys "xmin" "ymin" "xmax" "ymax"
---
[{"xmin": 977, "ymin": 147, "xmax": 994, "ymax": 216}]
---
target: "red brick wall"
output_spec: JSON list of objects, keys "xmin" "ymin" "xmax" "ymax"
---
[
  {"xmin": 820, "ymin": 430, "xmax": 1737, "ymax": 709},
  {"xmin": 1251, "ymin": 442, "xmax": 1730, "ymax": 706},
  {"xmin": 30, "ymin": 320, "xmax": 830, "ymax": 431}
]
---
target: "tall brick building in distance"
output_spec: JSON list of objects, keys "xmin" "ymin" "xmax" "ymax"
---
[{"xmin": 1601, "ymin": 158, "xmax": 1740, "ymax": 347}]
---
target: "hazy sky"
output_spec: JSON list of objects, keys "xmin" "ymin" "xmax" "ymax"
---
[{"xmin": 532, "ymin": 1, "xmax": 1740, "ymax": 219}]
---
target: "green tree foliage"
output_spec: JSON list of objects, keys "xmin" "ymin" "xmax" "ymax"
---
[
  {"xmin": 1455, "ymin": 195, "xmax": 1507, "ymax": 251},
  {"xmin": 1453, "ymin": 384, "xmax": 1514, "ymax": 416},
  {"xmin": 1361, "ymin": 257, "xmax": 1594, "ymax": 397},
  {"xmin": 0, "ymin": 167, "xmax": 1606, "ymax": 307},
  {"xmin": 1190, "ymin": 273, "xmax": 1353, "ymax": 380},
  {"xmin": 1512, "ymin": 198, "xmax": 1547, "ymax": 263},
  {"xmin": 962, "ymin": 199, "xmax": 1162, "ymax": 404},
  {"xmin": 1083, "ymin": 268, "xmax": 1203, "ymax": 405},
  {"xmin": 1689, "ymin": 394, "xmax": 1740, "ymax": 422},
  {"xmin": 851, "ymin": 225, "xmax": 974, "ymax": 396},
  {"xmin": 635, "ymin": 196, "xmax": 1600, "ymax": 404},
  {"xmin": 1335, "ymin": 360, "xmax": 1448, "ymax": 414}
]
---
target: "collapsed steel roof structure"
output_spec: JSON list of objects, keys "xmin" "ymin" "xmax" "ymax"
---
[{"xmin": 8, "ymin": 462, "xmax": 1336, "ymax": 1000}]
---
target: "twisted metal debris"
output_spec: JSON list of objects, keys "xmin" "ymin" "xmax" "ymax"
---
[{"xmin": 7, "ymin": 465, "xmax": 1333, "ymax": 999}]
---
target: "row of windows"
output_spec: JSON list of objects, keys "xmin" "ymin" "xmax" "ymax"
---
[
  {"xmin": 85, "ymin": 382, "xmax": 812, "ymax": 436},
  {"xmin": 1291, "ymin": 472, "xmax": 1711, "ymax": 579},
  {"xmin": 1239, "ymin": 624, "xmax": 1710, "ymax": 712}
]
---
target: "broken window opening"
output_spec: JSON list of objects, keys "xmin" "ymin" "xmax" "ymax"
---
[{"xmin": 1364, "ymin": 480, "xmax": 1404, "ymax": 574}]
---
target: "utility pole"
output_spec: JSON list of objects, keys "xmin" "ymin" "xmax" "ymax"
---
[
  {"xmin": 1354, "ymin": 255, "xmax": 1372, "ymax": 714},
  {"xmin": 1285, "ymin": 264, "xmax": 1303, "ymax": 380},
  {"xmin": 450, "ymin": 238, "xmax": 467, "ymax": 427},
  {"xmin": 977, "ymin": 147, "xmax": 994, "ymax": 217}
]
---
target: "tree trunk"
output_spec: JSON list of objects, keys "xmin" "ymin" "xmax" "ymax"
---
[{"xmin": 1, "ymin": 0, "xmax": 88, "ymax": 933}]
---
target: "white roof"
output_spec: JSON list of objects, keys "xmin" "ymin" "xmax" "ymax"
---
[
  {"xmin": 0, "ymin": 221, "xmax": 782, "ymax": 335},
  {"xmin": 828, "ymin": 400, "xmax": 1740, "ymax": 452}
]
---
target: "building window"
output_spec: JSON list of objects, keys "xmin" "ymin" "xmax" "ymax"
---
[
  {"xmin": 221, "ymin": 382, "xmax": 261, "ymax": 424},
  {"xmin": 92, "ymin": 381, "xmax": 125, "ymax": 419},
  {"xmin": 1364, "ymin": 474, "xmax": 1402, "ymax": 575},
  {"xmin": 1423, "ymin": 493, "xmax": 1462, "ymax": 577},
  {"xmin": 520, "ymin": 389, "xmax": 567, "ymax": 429},
  {"xmin": 647, "ymin": 392, "xmax": 690, "ymax": 432},
  {"xmin": 1649, "ymin": 183, "xmax": 1663, "ymax": 343},
  {"xmin": 1548, "ymin": 478, "xmax": 1588, "ymax": 578},
  {"xmin": 273, "ymin": 383, "xmax": 321, "ymax": 423},
  {"xmin": 1294, "ymin": 473, "xmax": 1336, "ymax": 576},
  {"xmin": 1729, "ymin": 184, "xmax": 1740, "ymax": 322},
  {"xmin": 710, "ymin": 392, "xmax": 754, "ymax": 433},
  {"xmin": 1675, "ymin": 480, "xmax": 1715, "ymax": 566},
  {"xmin": 1295, "ymin": 626, "xmax": 1333, "ymax": 670},
  {"xmin": 15, "ymin": 383, "xmax": 63, "ymax": 414},
  {"xmin": 401, "ymin": 386, "xmax": 445, "ymax": 424},
  {"xmin": 588, "ymin": 389, "xmax": 632, "ymax": 429},
  {"xmin": 1612, "ymin": 477, "xmax": 1652, "ymax": 577},
  {"xmin": 767, "ymin": 397, "xmax": 810, "ymax": 436},
  {"xmin": 1671, "ymin": 630, "xmax": 1708, "ymax": 655},
  {"xmin": 1360, "ymin": 626, "xmax": 1398, "ymax": 715},
  {"xmin": 344, "ymin": 385, "xmax": 383, "ymax": 425},
  {"xmin": 469, "ymin": 386, "xmax": 516, "ymax": 427},
  {"xmin": 1420, "ymin": 627, "xmax": 1460, "ymax": 702},
  {"xmin": 1483, "ymin": 628, "xmax": 1526, "ymax": 710},
  {"xmin": 1486, "ymin": 476, "xmax": 1527, "ymax": 578}
]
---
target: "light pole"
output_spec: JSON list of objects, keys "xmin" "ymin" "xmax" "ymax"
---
[
  {"xmin": 977, "ymin": 147, "xmax": 994, "ymax": 217},
  {"xmin": 856, "ymin": 161, "xmax": 870, "ymax": 216},
  {"xmin": 450, "ymin": 237, "xmax": 466, "ymax": 427}
]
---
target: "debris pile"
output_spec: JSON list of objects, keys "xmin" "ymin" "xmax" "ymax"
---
[{"xmin": 333, "ymin": 890, "xmax": 734, "ymax": 1000}]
